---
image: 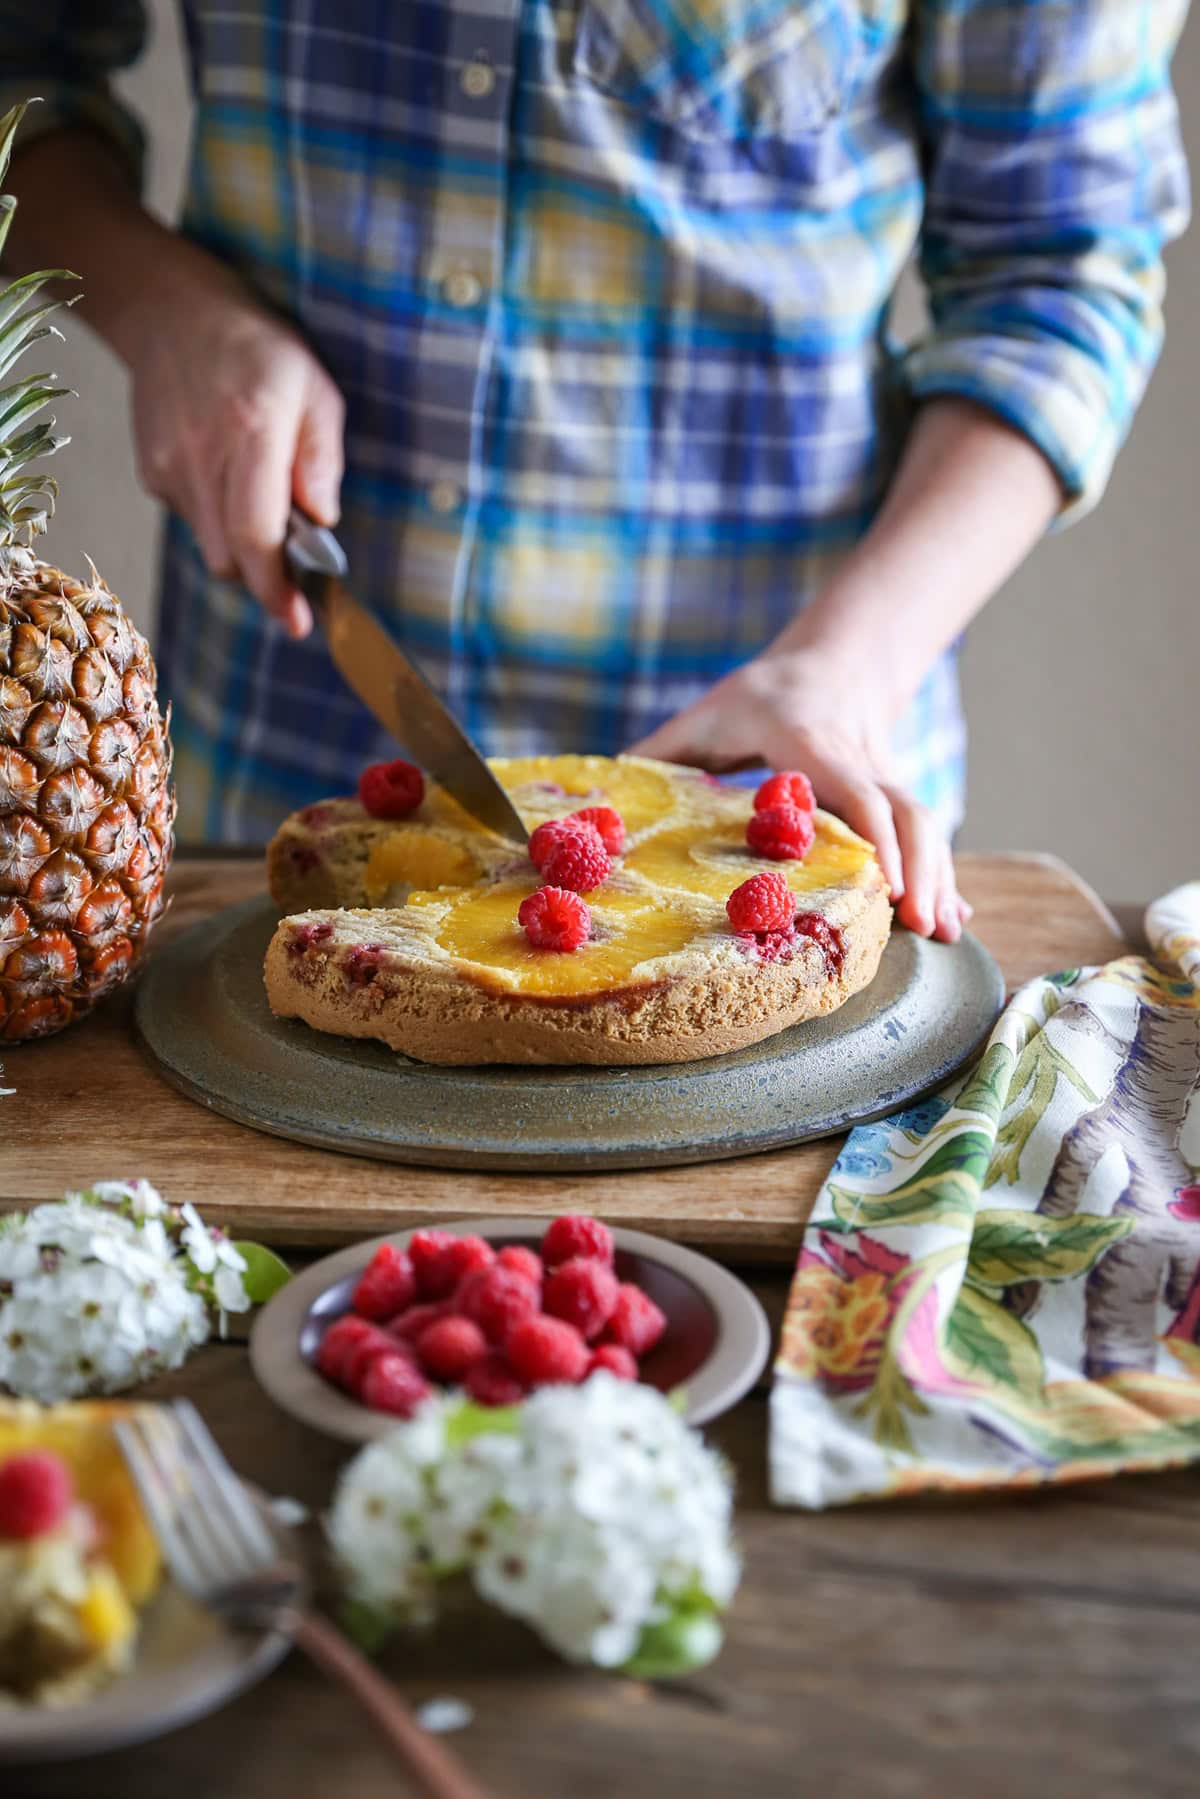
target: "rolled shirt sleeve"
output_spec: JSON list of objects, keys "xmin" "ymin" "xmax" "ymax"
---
[
  {"xmin": 0, "ymin": 0, "xmax": 148, "ymax": 189},
  {"xmin": 903, "ymin": 0, "xmax": 1191, "ymax": 522}
]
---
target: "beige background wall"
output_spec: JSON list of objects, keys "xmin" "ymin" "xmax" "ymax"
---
[{"xmin": 32, "ymin": 2, "xmax": 1200, "ymax": 898}]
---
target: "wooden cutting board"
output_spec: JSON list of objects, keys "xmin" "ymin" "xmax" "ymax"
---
[{"xmin": 1, "ymin": 852, "xmax": 1128, "ymax": 1264}]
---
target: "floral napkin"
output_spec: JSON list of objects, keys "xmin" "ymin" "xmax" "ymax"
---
[{"xmin": 770, "ymin": 881, "xmax": 1200, "ymax": 1507}]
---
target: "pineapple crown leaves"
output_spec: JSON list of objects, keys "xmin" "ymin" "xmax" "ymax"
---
[{"xmin": 0, "ymin": 99, "xmax": 80, "ymax": 549}]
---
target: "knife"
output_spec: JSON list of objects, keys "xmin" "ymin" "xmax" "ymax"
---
[{"xmin": 284, "ymin": 508, "xmax": 528, "ymax": 845}]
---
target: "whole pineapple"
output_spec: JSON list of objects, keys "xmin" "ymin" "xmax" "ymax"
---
[{"xmin": 0, "ymin": 102, "xmax": 174, "ymax": 1042}]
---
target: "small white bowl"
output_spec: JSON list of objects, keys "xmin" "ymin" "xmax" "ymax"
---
[{"xmin": 250, "ymin": 1218, "xmax": 771, "ymax": 1441}]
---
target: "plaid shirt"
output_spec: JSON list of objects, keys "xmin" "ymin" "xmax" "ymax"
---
[{"xmin": 3, "ymin": 0, "xmax": 1189, "ymax": 842}]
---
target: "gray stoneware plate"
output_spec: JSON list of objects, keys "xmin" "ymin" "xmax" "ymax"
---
[
  {"xmin": 250, "ymin": 1219, "xmax": 772, "ymax": 1438},
  {"xmin": 0, "ymin": 1494, "xmax": 298, "ymax": 1764},
  {"xmin": 135, "ymin": 893, "xmax": 1004, "ymax": 1172}
]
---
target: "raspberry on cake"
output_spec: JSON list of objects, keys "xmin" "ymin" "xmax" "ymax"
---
[
  {"xmin": 519, "ymin": 887, "xmax": 592, "ymax": 951},
  {"xmin": 0, "ymin": 1450, "xmax": 73, "ymax": 1538},
  {"xmin": 745, "ymin": 803, "xmax": 816, "ymax": 862},
  {"xmin": 754, "ymin": 770, "xmax": 815, "ymax": 815},
  {"xmin": 528, "ymin": 817, "xmax": 573, "ymax": 872},
  {"xmin": 726, "ymin": 871, "xmax": 796, "ymax": 934},
  {"xmin": 568, "ymin": 805, "xmax": 625, "ymax": 855},
  {"xmin": 264, "ymin": 752, "xmax": 890, "ymax": 1065},
  {"xmin": 358, "ymin": 758, "xmax": 425, "ymax": 818},
  {"xmin": 539, "ymin": 825, "xmax": 611, "ymax": 894}
]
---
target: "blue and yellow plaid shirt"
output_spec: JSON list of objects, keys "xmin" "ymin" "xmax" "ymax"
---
[{"xmin": 3, "ymin": 0, "xmax": 1190, "ymax": 841}]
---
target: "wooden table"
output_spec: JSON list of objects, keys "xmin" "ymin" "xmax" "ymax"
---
[
  {"xmin": 2, "ymin": 851, "xmax": 1133, "ymax": 1258},
  {"xmin": 8, "ymin": 856, "xmax": 1200, "ymax": 1798}
]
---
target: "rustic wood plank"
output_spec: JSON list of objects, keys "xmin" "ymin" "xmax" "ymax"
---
[
  {"xmin": 0, "ymin": 853, "xmax": 1129, "ymax": 1261},
  {"xmin": 14, "ymin": 1344, "xmax": 1200, "ymax": 1799}
]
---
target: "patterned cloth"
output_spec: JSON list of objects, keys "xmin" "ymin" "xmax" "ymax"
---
[
  {"xmin": 2, "ymin": 1, "xmax": 1189, "ymax": 841},
  {"xmin": 770, "ymin": 881, "xmax": 1200, "ymax": 1507}
]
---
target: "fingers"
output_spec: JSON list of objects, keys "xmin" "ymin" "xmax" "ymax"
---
[
  {"xmin": 933, "ymin": 838, "xmax": 963, "ymax": 944},
  {"xmin": 629, "ymin": 711, "xmax": 709, "ymax": 769},
  {"xmin": 818, "ymin": 771, "xmax": 904, "ymax": 904},
  {"xmin": 292, "ymin": 372, "xmax": 345, "ymax": 528},
  {"xmin": 880, "ymin": 787, "xmax": 963, "ymax": 941},
  {"xmin": 223, "ymin": 402, "xmax": 312, "ymax": 640},
  {"xmin": 130, "ymin": 312, "xmax": 346, "ymax": 639}
]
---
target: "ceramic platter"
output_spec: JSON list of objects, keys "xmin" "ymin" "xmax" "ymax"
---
[
  {"xmin": 0, "ymin": 1495, "xmax": 297, "ymax": 1763},
  {"xmin": 134, "ymin": 894, "xmax": 1004, "ymax": 1173}
]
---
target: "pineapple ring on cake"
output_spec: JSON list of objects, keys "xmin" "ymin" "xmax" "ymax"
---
[{"xmin": 263, "ymin": 755, "xmax": 891, "ymax": 1066}]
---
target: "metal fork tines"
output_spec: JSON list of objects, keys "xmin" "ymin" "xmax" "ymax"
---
[
  {"xmin": 115, "ymin": 1401, "xmax": 490, "ymax": 1799},
  {"xmin": 114, "ymin": 1400, "xmax": 302, "ymax": 1627}
]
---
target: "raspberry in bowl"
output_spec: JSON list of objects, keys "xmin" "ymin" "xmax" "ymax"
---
[{"xmin": 249, "ymin": 1217, "xmax": 770, "ymax": 1444}]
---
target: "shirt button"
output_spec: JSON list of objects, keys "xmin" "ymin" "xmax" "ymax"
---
[
  {"xmin": 428, "ymin": 479, "xmax": 463, "ymax": 515},
  {"xmin": 460, "ymin": 59, "xmax": 495, "ymax": 100},
  {"xmin": 443, "ymin": 268, "xmax": 484, "ymax": 308}
]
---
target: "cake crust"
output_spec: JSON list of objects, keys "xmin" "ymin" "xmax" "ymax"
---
[{"xmin": 263, "ymin": 756, "xmax": 892, "ymax": 1066}]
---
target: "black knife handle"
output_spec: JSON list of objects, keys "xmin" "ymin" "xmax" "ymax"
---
[{"xmin": 284, "ymin": 506, "xmax": 348, "ymax": 607}]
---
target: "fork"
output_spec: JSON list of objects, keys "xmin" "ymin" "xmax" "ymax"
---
[{"xmin": 115, "ymin": 1400, "xmax": 490, "ymax": 1799}]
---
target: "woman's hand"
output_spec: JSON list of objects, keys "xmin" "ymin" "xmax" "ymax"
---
[
  {"xmin": 630, "ymin": 646, "xmax": 969, "ymax": 943},
  {"xmin": 1, "ymin": 128, "xmax": 346, "ymax": 637},
  {"xmin": 127, "ymin": 277, "xmax": 345, "ymax": 638}
]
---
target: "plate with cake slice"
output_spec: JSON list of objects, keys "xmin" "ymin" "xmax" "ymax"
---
[{"xmin": 0, "ymin": 1400, "xmax": 295, "ymax": 1763}]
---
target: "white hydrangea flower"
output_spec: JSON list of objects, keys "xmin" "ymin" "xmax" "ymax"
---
[
  {"xmin": 86, "ymin": 1178, "xmax": 166, "ymax": 1219},
  {"xmin": 179, "ymin": 1202, "xmax": 218, "ymax": 1274},
  {"xmin": 0, "ymin": 1187, "xmax": 232, "ymax": 1402},
  {"xmin": 330, "ymin": 1374, "xmax": 739, "ymax": 1672},
  {"xmin": 328, "ymin": 1406, "xmax": 453, "ymax": 1621}
]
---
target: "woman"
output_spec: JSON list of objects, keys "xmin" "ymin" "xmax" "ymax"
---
[{"xmin": 2, "ymin": 0, "xmax": 1189, "ymax": 942}]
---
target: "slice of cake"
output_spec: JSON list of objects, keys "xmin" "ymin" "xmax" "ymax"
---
[
  {"xmin": 0, "ymin": 1400, "xmax": 162, "ymax": 1706},
  {"xmin": 264, "ymin": 754, "xmax": 891, "ymax": 1066}
]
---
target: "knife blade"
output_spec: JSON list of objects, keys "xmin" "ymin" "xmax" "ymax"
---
[{"xmin": 284, "ymin": 509, "xmax": 528, "ymax": 845}]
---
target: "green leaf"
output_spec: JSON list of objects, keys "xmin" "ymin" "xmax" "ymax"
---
[
  {"xmin": 621, "ymin": 1610, "xmax": 724, "ymax": 1680},
  {"xmin": 941, "ymin": 1285, "xmax": 1044, "ymax": 1399},
  {"xmin": 338, "ymin": 1598, "xmax": 395, "ymax": 1657},
  {"xmin": 0, "ymin": 376, "xmax": 69, "ymax": 438},
  {"xmin": 830, "ymin": 1171, "xmax": 974, "ymax": 1232},
  {"xmin": 986, "ymin": 1035, "xmax": 1099, "ymax": 1190},
  {"xmin": 0, "ymin": 270, "xmax": 76, "ymax": 338},
  {"xmin": 954, "ymin": 1041, "xmax": 1016, "ymax": 1124},
  {"xmin": 231, "ymin": 1241, "xmax": 292, "ymax": 1304},
  {"xmin": 444, "ymin": 1399, "xmax": 521, "ymax": 1447},
  {"xmin": 0, "ymin": 101, "xmax": 31, "ymax": 189},
  {"xmin": 829, "ymin": 1127, "xmax": 995, "ymax": 1232},
  {"xmin": 0, "ymin": 302, "xmax": 66, "ymax": 384},
  {"xmin": 967, "ymin": 1209, "xmax": 1133, "ymax": 1287}
]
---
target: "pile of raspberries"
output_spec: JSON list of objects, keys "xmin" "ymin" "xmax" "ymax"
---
[{"xmin": 314, "ymin": 1214, "xmax": 667, "ymax": 1418}]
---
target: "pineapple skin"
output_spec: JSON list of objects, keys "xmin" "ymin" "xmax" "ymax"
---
[{"xmin": 0, "ymin": 556, "xmax": 175, "ymax": 1042}]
